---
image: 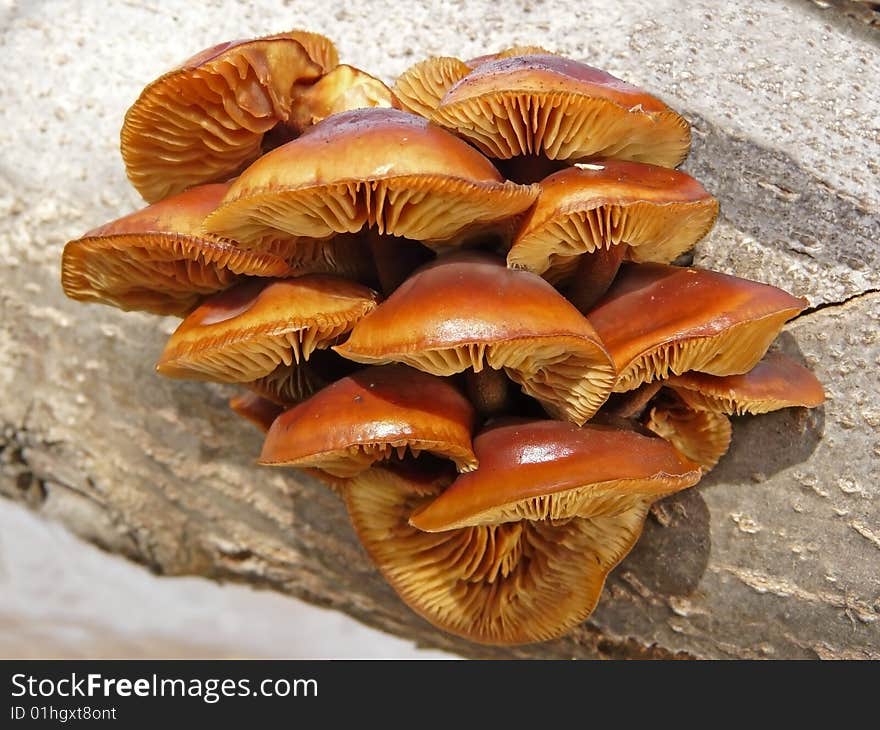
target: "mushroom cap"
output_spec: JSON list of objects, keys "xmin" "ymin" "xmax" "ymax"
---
[
  {"xmin": 409, "ymin": 419, "xmax": 700, "ymax": 531},
  {"xmin": 229, "ymin": 391, "xmax": 285, "ymax": 433},
  {"xmin": 259, "ymin": 364, "xmax": 478, "ymax": 477},
  {"xmin": 507, "ymin": 162, "xmax": 719, "ymax": 282},
  {"xmin": 61, "ymin": 183, "xmax": 289, "ymax": 316},
  {"xmin": 204, "ymin": 108, "xmax": 537, "ymax": 246},
  {"xmin": 430, "ymin": 54, "xmax": 691, "ymax": 166},
  {"xmin": 345, "ymin": 461, "xmax": 651, "ymax": 645},
  {"xmin": 666, "ymin": 351, "xmax": 826, "ymax": 415},
  {"xmin": 289, "ymin": 64, "xmax": 397, "ymax": 131},
  {"xmin": 394, "ymin": 57, "xmax": 472, "ymax": 117},
  {"xmin": 156, "ymin": 275, "xmax": 379, "ymax": 382},
  {"xmin": 121, "ymin": 32, "xmax": 328, "ymax": 203},
  {"xmin": 586, "ymin": 263, "xmax": 808, "ymax": 392},
  {"xmin": 334, "ymin": 253, "xmax": 616, "ymax": 425},
  {"xmin": 646, "ymin": 401, "xmax": 732, "ymax": 472}
]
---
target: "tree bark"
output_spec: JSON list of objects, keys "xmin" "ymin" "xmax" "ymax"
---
[{"xmin": 1, "ymin": 0, "xmax": 878, "ymax": 658}]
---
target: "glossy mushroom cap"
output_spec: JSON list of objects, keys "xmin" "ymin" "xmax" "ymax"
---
[
  {"xmin": 666, "ymin": 351, "xmax": 826, "ymax": 415},
  {"xmin": 646, "ymin": 401, "xmax": 732, "ymax": 472},
  {"xmin": 121, "ymin": 32, "xmax": 333, "ymax": 202},
  {"xmin": 508, "ymin": 162, "xmax": 719, "ymax": 283},
  {"xmin": 587, "ymin": 263, "xmax": 808, "ymax": 392},
  {"xmin": 430, "ymin": 54, "xmax": 691, "ymax": 166},
  {"xmin": 410, "ymin": 419, "xmax": 700, "ymax": 531},
  {"xmin": 229, "ymin": 392, "xmax": 285, "ymax": 433},
  {"xmin": 157, "ymin": 275, "xmax": 379, "ymax": 382},
  {"xmin": 334, "ymin": 253, "xmax": 616, "ymax": 425},
  {"xmin": 61, "ymin": 183, "xmax": 289, "ymax": 316},
  {"xmin": 204, "ymin": 108, "xmax": 537, "ymax": 247},
  {"xmin": 260, "ymin": 364, "xmax": 478, "ymax": 477},
  {"xmin": 345, "ymin": 461, "xmax": 652, "ymax": 645}
]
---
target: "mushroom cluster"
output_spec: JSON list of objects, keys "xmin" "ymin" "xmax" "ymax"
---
[{"xmin": 61, "ymin": 31, "xmax": 825, "ymax": 646}]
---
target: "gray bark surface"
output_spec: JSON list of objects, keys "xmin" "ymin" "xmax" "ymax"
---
[{"xmin": 1, "ymin": 0, "xmax": 878, "ymax": 658}]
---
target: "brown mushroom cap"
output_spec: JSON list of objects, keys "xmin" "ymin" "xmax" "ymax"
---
[
  {"xmin": 229, "ymin": 391, "xmax": 285, "ymax": 433},
  {"xmin": 646, "ymin": 401, "xmax": 732, "ymax": 472},
  {"xmin": 666, "ymin": 351, "xmax": 826, "ymax": 415},
  {"xmin": 430, "ymin": 54, "xmax": 691, "ymax": 166},
  {"xmin": 333, "ymin": 253, "xmax": 616, "ymax": 425},
  {"xmin": 121, "ymin": 32, "xmax": 330, "ymax": 202},
  {"xmin": 507, "ymin": 162, "xmax": 719, "ymax": 282},
  {"xmin": 204, "ymin": 108, "xmax": 537, "ymax": 247},
  {"xmin": 587, "ymin": 263, "xmax": 808, "ymax": 392},
  {"xmin": 345, "ymin": 461, "xmax": 651, "ymax": 645},
  {"xmin": 410, "ymin": 419, "xmax": 700, "ymax": 531},
  {"xmin": 60, "ymin": 183, "xmax": 289, "ymax": 316},
  {"xmin": 156, "ymin": 275, "xmax": 379, "ymax": 383},
  {"xmin": 259, "ymin": 364, "xmax": 478, "ymax": 477},
  {"xmin": 289, "ymin": 64, "xmax": 396, "ymax": 131}
]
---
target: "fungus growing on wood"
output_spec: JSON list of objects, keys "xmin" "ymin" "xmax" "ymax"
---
[
  {"xmin": 334, "ymin": 253, "xmax": 616, "ymax": 425},
  {"xmin": 665, "ymin": 351, "xmax": 826, "ymax": 415},
  {"xmin": 645, "ymin": 401, "xmax": 733, "ymax": 472},
  {"xmin": 410, "ymin": 419, "xmax": 700, "ymax": 531},
  {"xmin": 156, "ymin": 275, "xmax": 379, "ymax": 383},
  {"xmin": 507, "ymin": 162, "xmax": 719, "ymax": 283},
  {"xmin": 429, "ymin": 54, "xmax": 691, "ymax": 167},
  {"xmin": 121, "ymin": 32, "xmax": 334, "ymax": 202},
  {"xmin": 204, "ymin": 108, "xmax": 538, "ymax": 248},
  {"xmin": 587, "ymin": 263, "xmax": 808, "ymax": 392},
  {"xmin": 260, "ymin": 364, "xmax": 478, "ymax": 477},
  {"xmin": 345, "ymin": 461, "xmax": 653, "ymax": 644},
  {"xmin": 60, "ymin": 183, "xmax": 289, "ymax": 316}
]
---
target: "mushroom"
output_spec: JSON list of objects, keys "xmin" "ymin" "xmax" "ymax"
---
[
  {"xmin": 665, "ymin": 351, "xmax": 825, "ymax": 415},
  {"xmin": 645, "ymin": 399, "xmax": 732, "ymax": 472},
  {"xmin": 229, "ymin": 391, "xmax": 285, "ymax": 433},
  {"xmin": 288, "ymin": 64, "xmax": 397, "ymax": 131},
  {"xmin": 204, "ymin": 108, "xmax": 538, "ymax": 249},
  {"xmin": 393, "ymin": 47, "xmax": 552, "ymax": 117},
  {"xmin": 429, "ymin": 54, "xmax": 691, "ymax": 168},
  {"xmin": 156, "ymin": 275, "xmax": 379, "ymax": 383},
  {"xmin": 333, "ymin": 252, "xmax": 616, "ymax": 425},
  {"xmin": 259, "ymin": 364, "xmax": 478, "ymax": 477},
  {"xmin": 409, "ymin": 419, "xmax": 701, "ymax": 530},
  {"xmin": 60, "ymin": 183, "xmax": 289, "ymax": 316},
  {"xmin": 586, "ymin": 263, "xmax": 808, "ymax": 392},
  {"xmin": 507, "ymin": 162, "xmax": 719, "ymax": 283},
  {"xmin": 121, "ymin": 32, "xmax": 336, "ymax": 202},
  {"xmin": 344, "ymin": 460, "xmax": 653, "ymax": 644}
]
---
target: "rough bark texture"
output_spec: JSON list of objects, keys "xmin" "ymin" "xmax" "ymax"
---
[{"xmin": 1, "ymin": 0, "xmax": 878, "ymax": 658}]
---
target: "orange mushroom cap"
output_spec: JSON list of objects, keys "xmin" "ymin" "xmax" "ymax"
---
[
  {"xmin": 345, "ymin": 461, "xmax": 652, "ymax": 645},
  {"xmin": 204, "ymin": 108, "xmax": 537, "ymax": 248},
  {"xmin": 646, "ymin": 401, "xmax": 732, "ymax": 472},
  {"xmin": 156, "ymin": 275, "xmax": 379, "ymax": 383},
  {"xmin": 410, "ymin": 419, "xmax": 700, "ymax": 531},
  {"xmin": 665, "ymin": 351, "xmax": 826, "ymax": 415},
  {"xmin": 508, "ymin": 162, "xmax": 719, "ymax": 282},
  {"xmin": 334, "ymin": 253, "xmax": 616, "ymax": 425},
  {"xmin": 259, "ymin": 364, "xmax": 478, "ymax": 477},
  {"xmin": 61, "ymin": 183, "xmax": 289, "ymax": 316},
  {"xmin": 121, "ymin": 32, "xmax": 334, "ymax": 202},
  {"xmin": 587, "ymin": 263, "xmax": 808, "ymax": 392},
  {"xmin": 430, "ymin": 54, "xmax": 691, "ymax": 166},
  {"xmin": 229, "ymin": 391, "xmax": 285, "ymax": 434}
]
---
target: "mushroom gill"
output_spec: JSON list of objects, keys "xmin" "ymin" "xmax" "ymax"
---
[
  {"xmin": 156, "ymin": 275, "xmax": 379, "ymax": 383},
  {"xmin": 60, "ymin": 183, "xmax": 289, "ymax": 316},
  {"xmin": 345, "ymin": 462, "xmax": 652, "ymax": 645},
  {"xmin": 645, "ymin": 399, "xmax": 733, "ymax": 472}
]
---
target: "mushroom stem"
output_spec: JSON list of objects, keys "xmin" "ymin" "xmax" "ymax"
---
[
  {"xmin": 465, "ymin": 367, "xmax": 513, "ymax": 417},
  {"xmin": 260, "ymin": 122, "xmax": 300, "ymax": 154},
  {"xmin": 366, "ymin": 231, "xmax": 434, "ymax": 296},
  {"xmin": 563, "ymin": 244, "xmax": 626, "ymax": 314},
  {"xmin": 601, "ymin": 381, "xmax": 663, "ymax": 420}
]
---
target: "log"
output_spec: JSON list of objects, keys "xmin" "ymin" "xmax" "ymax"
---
[{"xmin": 1, "ymin": 0, "xmax": 878, "ymax": 658}]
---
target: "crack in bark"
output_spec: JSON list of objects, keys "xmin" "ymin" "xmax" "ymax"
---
[{"xmin": 795, "ymin": 288, "xmax": 880, "ymax": 320}]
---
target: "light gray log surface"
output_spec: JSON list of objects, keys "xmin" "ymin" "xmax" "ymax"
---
[{"xmin": 1, "ymin": 0, "xmax": 878, "ymax": 658}]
